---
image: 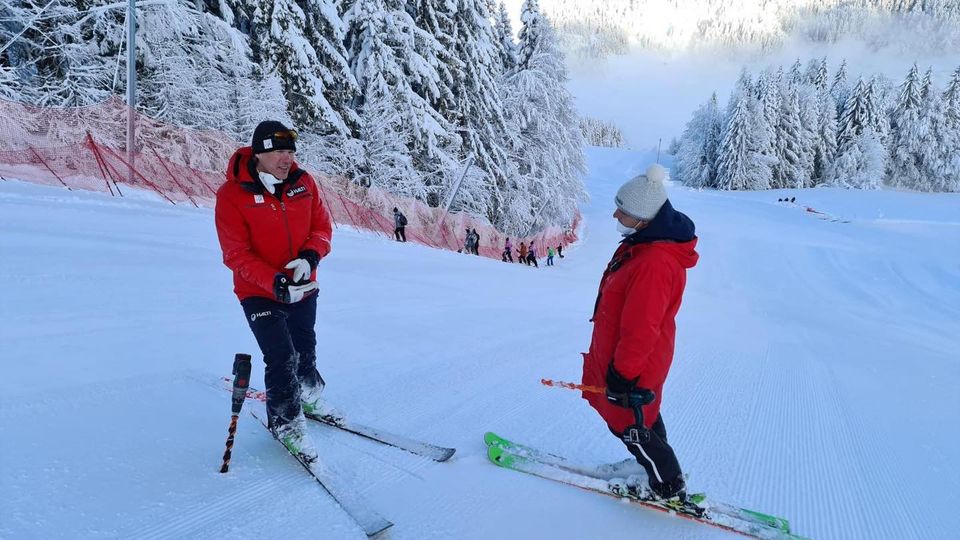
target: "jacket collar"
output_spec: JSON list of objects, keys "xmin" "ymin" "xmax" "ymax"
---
[
  {"xmin": 226, "ymin": 146, "xmax": 305, "ymax": 195},
  {"xmin": 621, "ymin": 200, "xmax": 696, "ymax": 246}
]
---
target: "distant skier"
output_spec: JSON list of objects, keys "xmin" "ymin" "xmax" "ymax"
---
[
  {"xmin": 463, "ymin": 228, "xmax": 474, "ymax": 254},
  {"xmin": 393, "ymin": 207, "xmax": 407, "ymax": 242},
  {"xmin": 503, "ymin": 237, "xmax": 514, "ymax": 262},
  {"xmin": 581, "ymin": 163, "xmax": 699, "ymax": 503},
  {"xmin": 546, "ymin": 246, "xmax": 555, "ymax": 266},
  {"xmin": 557, "ymin": 244, "xmax": 564, "ymax": 258},
  {"xmin": 527, "ymin": 241, "xmax": 539, "ymax": 267},
  {"xmin": 215, "ymin": 120, "xmax": 338, "ymax": 463},
  {"xmin": 472, "ymin": 228, "xmax": 481, "ymax": 255},
  {"xmin": 517, "ymin": 242, "xmax": 528, "ymax": 264}
]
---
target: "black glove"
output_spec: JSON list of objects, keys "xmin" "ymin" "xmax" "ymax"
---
[
  {"xmin": 274, "ymin": 274, "xmax": 293, "ymax": 304},
  {"xmin": 273, "ymin": 273, "xmax": 319, "ymax": 304},
  {"xmin": 298, "ymin": 249, "xmax": 320, "ymax": 271},
  {"xmin": 605, "ymin": 364, "xmax": 640, "ymax": 408}
]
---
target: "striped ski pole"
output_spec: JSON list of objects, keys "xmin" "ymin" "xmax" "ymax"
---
[
  {"xmin": 540, "ymin": 378, "xmax": 656, "ymax": 414},
  {"xmin": 219, "ymin": 353, "xmax": 252, "ymax": 473},
  {"xmin": 540, "ymin": 378, "xmax": 605, "ymax": 394}
]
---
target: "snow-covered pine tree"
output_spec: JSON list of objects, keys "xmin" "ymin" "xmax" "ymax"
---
[
  {"xmin": 773, "ymin": 86, "xmax": 807, "ymax": 189},
  {"xmin": 831, "ymin": 59, "xmax": 850, "ymax": 116},
  {"xmin": 812, "ymin": 57, "xmax": 830, "ymax": 93},
  {"xmin": 675, "ymin": 93, "xmax": 723, "ymax": 188},
  {"xmin": 789, "ymin": 58, "xmax": 804, "ymax": 85},
  {"xmin": 357, "ymin": 43, "xmax": 421, "ymax": 197},
  {"xmin": 0, "ymin": 0, "xmax": 37, "ymax": 101},
  {"xmin": 301, "ymin": 0, "xmax": 361, "ymax": 137},
  {"xmin": 813, "ymin": 78, "xmax": 839, "ymax": 184},
  {"xmin": 752, "ymin": 70, "xmax": 779, "ymax": 171},
  {"xmin": 410, "ymin": 0, "xmax": 459, "ymax": 116},
  {"xmin": 232, "ymin": 70, "xmax": 293, "ymax": 141},
  {"xmin": 921, "ymin": 66, "xmax": 934, "ymax": 100},
  {"xmin": 383, "ymin": 0, "xmax": 462, "ymax": 203},
  {"xmin": 517, "ymin": 0, "xmax": 543, "ymax": 70},
  {"xmin": 832, "ymin": 78, "xmax": 888, "ymax": 188},
  {"xmin": 344, "ymin": 0, "xmax": 416, "ymax": 191},
  {"xmin": 837, "ymin": 78, "xmax": 871, "ymax": 153},
  {"xmin": 715, "ymin": 95, "xmax": 773, "ymax": 190},
  {"xmin": 501, "ymin": 6, "xmax": 585, "ymax": 234},
  {"xmin": 918, "ymin": 88, "xmax": 949, "ymax": 191},
  {"xmin": 493, "ymin": 2, "xmax": 519, "ymax": 73},
  {"xmin": 580, "ymin": 117, "xmax": 625, "ymax": 148},
  {"xmin": 249, "ymin": 0, "xmax": 346, "ymax": 132},
  {"xmin": 733, "ymin": 67, "xmax": 754, "ymax": 100},
  {"xmin": 888, "ymin": 64, "xmax": 925, "ymax": 189},
  {"xmin": 797, "ymin": 84, "xmax": 819, "ymax": 187},
  {"xmin": 940, "ymin": 66, "xmax": 960, "ymax": 191},
  {"xmin": 345, "ymin": 0, "xmax": 460, "ymax": 202},
  {"xmin": 11, "ymin": 0, "xmax": 116, "ymax": 107},
  {"xmin": 944, "ymin": 66, "xmax": 960, "ymax": 132},
  {"xmin": 446, "ymin": 0, "xmax": 512, "ymax": 220},
  {"xmin": 829, "ymin": 126, "xmax": 886, "ymax": 189},
  {"xmin": 865, "ymin": 76, "xmax": 892, "ymax": 147}
]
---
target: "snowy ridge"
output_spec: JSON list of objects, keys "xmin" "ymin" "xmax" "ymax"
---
[{"xmin": 1, "ymin": 147, "xmax": 958, "ymax": 538}]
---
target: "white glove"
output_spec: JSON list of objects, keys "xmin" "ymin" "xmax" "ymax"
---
[
  {"xmin": 285, "ymin": 258, "xmax": 312, "ymax": 282},
  {"xmin": 287, "ymin": 281, "xmax": 319, "ymax": 303}
]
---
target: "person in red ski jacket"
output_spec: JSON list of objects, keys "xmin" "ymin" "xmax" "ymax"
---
[
  {"xmin": 215, "ymin": 120, "xmax": 334, "ymax": 461},
  {"xmin": 581, "ymin": 163, "xmax": 699, "ymax": 502}
]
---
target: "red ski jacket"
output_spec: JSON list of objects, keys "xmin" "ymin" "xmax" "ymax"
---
[
  {"xmin": 582, "ymin": 203, "xmax": 698, "ymax": 434},
  {"xmin": 215, "ymin": 147, "xmax": 333, "ymax": 301}
]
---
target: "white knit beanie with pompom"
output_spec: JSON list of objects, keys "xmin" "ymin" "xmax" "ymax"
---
[{"xmin": 614, "ymin": 164, "xmax": 668, "ymax": 221}]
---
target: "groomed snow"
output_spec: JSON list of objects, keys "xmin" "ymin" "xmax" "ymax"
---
[{"xmin": 1, "ymin": 147, "xmax": 958, "ymax": 539}]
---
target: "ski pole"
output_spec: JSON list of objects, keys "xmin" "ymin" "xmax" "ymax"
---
[
  {"xmin": 540, "ymin": 378, "xmax": 657, "ymax": 408},
  {"xmin": 540, "ymin": 378, "xmax": 605, "ymax": 394},
  {"xmin": 219, "ymin": 353, "xmax": 252, "ymax": 473}
]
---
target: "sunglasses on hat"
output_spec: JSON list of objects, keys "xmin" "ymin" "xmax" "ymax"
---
[{"xmin": 271, "ymin": 130, "xmax": 298, "ymax": 141}]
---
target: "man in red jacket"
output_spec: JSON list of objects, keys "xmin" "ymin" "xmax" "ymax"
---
[
  {"xmin": 215, "ymin": 120, "xmax": 334, "ymax": 463},
  {"xmin": 581, "ymin": 163, "xmax": 699, "ymax": 503}
]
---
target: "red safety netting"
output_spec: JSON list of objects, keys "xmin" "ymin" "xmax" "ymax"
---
[{"xmin": 0, "ymin": 97, "xmax": 579, "ymax": 257}]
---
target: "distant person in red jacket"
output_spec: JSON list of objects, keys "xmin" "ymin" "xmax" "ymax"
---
[
  {"xmin": 215, "ymin": 120, "xmax": 337, "ymax": 463},
  {"xmin": 581, "ymin": 164, "xmax": 698, "ymax": 504}
]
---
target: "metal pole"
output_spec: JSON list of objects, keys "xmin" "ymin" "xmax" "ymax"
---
[
  {"xmin": 434, "ymin": 155, "xmax": 473, "ymax": 236},
  {"xmin": 522, "ymin": 201, "xmax": 548, "ymax": 239},
  {"xmin": 126, "ymin": 0, "xmax": 136, "ymax": 184}
]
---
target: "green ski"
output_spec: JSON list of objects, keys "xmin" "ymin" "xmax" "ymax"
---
[{"xmin": 485, "ymin": 432, "xmax": 799, "ymax": 538}]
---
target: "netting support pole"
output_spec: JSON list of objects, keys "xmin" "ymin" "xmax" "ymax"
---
[
  {"xmin": 86, "ymin": 132, "xmax": 119, "ymax": 196},
  {"xmin": 435, "ymin": 155, "xmax": 473, "ymax": 237},
  {"xmin": 27, "ymin": 146, "xmax": 70, "ymax": 190},
  {"xmin": 126, "ymin": 0, "xmax": 137, "ymax": 184},
  {"xmin": 150, "ymin": 146, "xmax": 198, "ymax": 207}
]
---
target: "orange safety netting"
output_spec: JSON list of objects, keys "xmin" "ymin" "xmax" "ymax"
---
[{"xmin": 0, "ymin": 96, "xmax": 579, "ymax": 257}]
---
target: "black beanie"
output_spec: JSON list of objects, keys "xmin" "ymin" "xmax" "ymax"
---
[{"xmin": 252, "ymin": 120, "xmax": 297, "ymax": 154}]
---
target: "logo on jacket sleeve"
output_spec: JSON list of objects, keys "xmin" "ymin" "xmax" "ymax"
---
[
  {"xmin": 286, "ymin": 185, "xmax": 307, "ymax": 198},
  {"xmin": 254, "ymin": 194, "xmax": 264, "ymax": 204}
]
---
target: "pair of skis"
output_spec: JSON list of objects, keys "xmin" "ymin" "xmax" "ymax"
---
[
  {"xmin": 484, "ymin": 432, "xmax": 806, "ymax": 539},
  {"xmin": 219, "ymin": 375, "xmax": 455, "ymax": 537},
  {"xmin": 222, "ymin": 372, "xmax": 803, "ymax": 538}
]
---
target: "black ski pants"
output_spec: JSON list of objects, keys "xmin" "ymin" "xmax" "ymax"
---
[
  {"xmin": 614, "ymin": 414, "xmax": 683, "ymax": 488},
  {"xmin": 394, "ymin": 226, "xmax": 406, "ymax": 242},
  {"xmin": 241, "ymin": 293, "xmax": 323, "ymax": 427}
]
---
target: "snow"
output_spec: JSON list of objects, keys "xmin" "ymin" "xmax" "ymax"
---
[{"xmin": 1, "ymin": 147, "xmax": 959, "ymax": 539}]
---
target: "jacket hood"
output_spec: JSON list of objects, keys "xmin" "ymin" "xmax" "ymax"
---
[{"xmin": 623, "ymin": 199, "xmax": 699, "ymax": 269}]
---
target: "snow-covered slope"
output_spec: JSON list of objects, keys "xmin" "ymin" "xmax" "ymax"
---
[{"xmin": 1, "ymin": 149, "xmax": 958, "ymax": 539}]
